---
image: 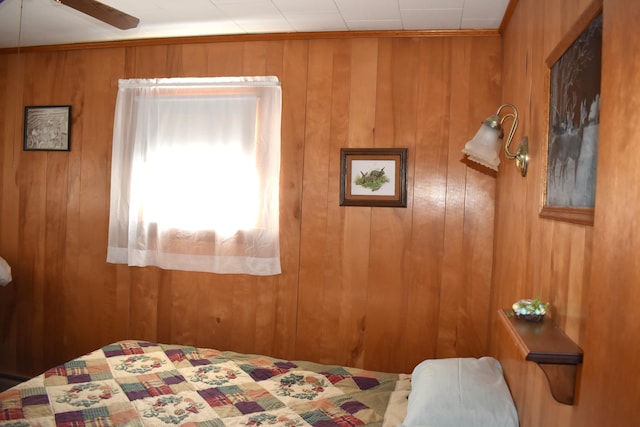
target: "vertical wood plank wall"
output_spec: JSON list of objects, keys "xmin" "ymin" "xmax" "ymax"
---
[
  {"xmin": 493, "ymin": 0, "xmax": 640, "ymax": 425},
  {"xmin": 0, "ymin": 34, "xmax": 501, "ymax": 377}
]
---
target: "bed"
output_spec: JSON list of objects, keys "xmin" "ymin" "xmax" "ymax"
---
[{"xmin": 0, "ymin": 340, "xmax": 518, "ymax": 426}]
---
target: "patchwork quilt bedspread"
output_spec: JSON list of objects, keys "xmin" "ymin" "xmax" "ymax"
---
[{"xmin": 0, "ymin": 340, "xmax": 410, "ymax": 426}]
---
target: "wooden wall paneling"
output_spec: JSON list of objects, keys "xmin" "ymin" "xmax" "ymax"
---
[
  {"xmin": 121, "ymin": 45, "xmax": 169, "ymax": 344},
  {"xmin": 366, "ymin": 202, "xmax": 412, "ymax": 372},
  {"xmin": 178, "ymin": 44, "xmax": 208, "ymax": 77},
  {"xmin": 576, "ymin": 0, "xmax": 640, "ymax": 423},
  {"xmin": 14, "ymin": 56, "xmax": 36, "ymax": 373},
  {"xmin": 254, "ymin": 274, "xmax": 280, "ymax": 356},
  {"xmin": 7, "ymin": 4, "xmax": 640, "ymax": 423},
  {"xmin": 541, "ymin": 223, "xmax": 588, "ymax": 336},
  {"xmin": 271, "ymin": 39, "xmax": 308, "ymax": 361},
  {"xmin": 436, "ymin": 38, "xmax": 473, "ymax": 359},
  {"xmin": 494, "ymin": 0, "xmax": 609, "ymax": 425},
  {"xmin": 458, "ymin": 37, "xmax": 502, "ymax": 357},
  {"xmin": 495, "ymin": 0, "xmax": 536, "ymax": 322},
  {"xmin": 91, "ymin": 46, "xmax": 135, "ymax": 349},
  {"xmin": 165, "ymin": 45, "xmax": 185, "ymax": 76},
  {"xmin": 459, "ymin": 171, "xmax": 494, "ymax": 357},
  {"xmin": 1, "ymin": 31, "xmax": 499, "ymax": 378},
  {"xmin": 323, "ymin": 40, "xmax": 355, "ymax": 366},
  {"xmin": 242, "ymin": 40, "xmax": 270, "ymax": 75},
  {"xmin": 183, "ymin": 42, "xmax": 250, "ymax": 353},
  {"xmin": 127, "ymin": 267, "xmax": 162, "ymax": 342},
  {"xmin": 216, "ymin": 46, "xmax": 262, "ymax": 355},
  {"xmin": 17, "ymin": 51, "xmax": 67, "ymax": 374},
  {"xmin": 496, "ymin": 315, "xmax": 574, "ymax": 426},
  {"xmin": 206, "ymin": 42, "xmax": 245, "ymax": 76},
  {"xmin": 540, "ymin": 0, "xmax": 596, "ymax": 335},
  {"xmin": 166, "ymin": 270, "xmax": 201, "ymax": 346},
  {"xmin": 308, "ymin": 39, "xmax": 349, "ymax": 366},
  {"xmin": 61, "ymin": 49, "xmax": 126, "ymax": 360},
  {"xmin": 249, "ymin": 275, "xmax": 281, "ymax": 356},
  {"xmin": 124, "ymin": 45, "xmax": 170, "ymax": 79},
  {"xmin": 60, "ymin": 51, "xmax": 87, "ymax": 360},
  {"xmin": 16, "ymin": 147, "xmax": 47, "ymax": 374},
  {"xmin": 209, "ymin": 41, "xmax": 287, "ymax": 356},
  {"xmin": 494, "ymin": 319, "xmax": 527, "ymax": 422},
  {"xmin": 224, "ymin": 279, "xmax": 263, "ymax": 356},
  {"xmin": 490, "ymin": 0, "xmax": 531, "ymax": 324},
  {"xmin": 155, "ymin": 269, "xmax": 173, "ymax": 344},
  {"xmin": 521, "ymin": 364, "xmax": 555, "ymax": 426},
  {"xmin": 294, "ymin": 37, "xmax": 381, "ymax": 368},
  {"xmin": 0, "ymin": 55, "xmax": 6, "ymax": 216},
  {"xmin": 490, "ymin": 0, "xmax": 547, "ymax": 419},
  {"xmin": 42, "ymin": 135, "xmax": 69, "ymax": 365},
  {"xmin": 245, "ymin": 41, "xmax": 287, "ymax": 357},
  {"xmin": 0, "ymin": 54, "xmax": 24, "ymax": 252},
  {"xmin": 497, "ymin": 311, "xmax": 575, "ymax": 427},
  {"xmin": 345, "ymin": 39, "xmax": 379, "ymax": 153},
  {"xmin": 296, "ymin": 38, "xmax": 338, "ymax": 364},
  {"xmin": 89, "ymin": 48, "xmax": 132, "ymax": 349},
  {"xmin": 200, "ymin": 278, "xmax": 236, "ymax": 350},
  {"xmin": 523, "ymin": 0, "xmax": 560, "ymax": 320},
  {"xmin": 491, "ymin": 0, "xmax": 548, "ymax": 351},
  {"xmin": 403, "ymin": 38, "xmax": 450, "ymax": 367},
  {"xmin": 76, "ymin": 57, "xmax": 130, "ymax": 348},
  {"xmin": 230, "ymin": 277, "xmax": 260, "ymax": 354},
  {"xmin": 0, "ymin": 52, "xmax": 22, "ymax": 374},
  {"xmin": 364, "ymin": 38, "xmax": 420, "ymax": 373},
  {"xmin": 339, "ymin": 38, "xmax": 379, "ymax": 369},
  {"xmin": 525, "ymin": 0, "xmax": 558, "ymax": 339}
]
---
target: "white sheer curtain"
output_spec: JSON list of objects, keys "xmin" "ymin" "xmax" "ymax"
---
[{"xmin": 107, "ymin": 77, "xmax": 282, "ymax": 275}]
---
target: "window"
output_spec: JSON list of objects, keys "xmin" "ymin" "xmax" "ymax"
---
[{"xmin": 107, "ymin": 77, "xmax": 282, "ymax": 275}]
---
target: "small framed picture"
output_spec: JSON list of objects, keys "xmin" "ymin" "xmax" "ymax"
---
[
  {"xmin": 340, "ymin": 148, "xmax": 408, "ymax": 207},
  {"xmin": 24, "ymin": 105, "xmax": 72, "ymax": 151}
]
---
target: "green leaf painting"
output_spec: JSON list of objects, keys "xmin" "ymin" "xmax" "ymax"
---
[{"xmin": 355, "ymin": 167, "xmax": 389, "ymax": 192}]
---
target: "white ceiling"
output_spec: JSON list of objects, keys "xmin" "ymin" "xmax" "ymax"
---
[{"xmin": 0, "ymin": 0, "xmax": 510, "ymax": 49}]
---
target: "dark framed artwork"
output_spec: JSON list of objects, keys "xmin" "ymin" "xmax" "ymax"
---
[
  {"xmin": 340, "ymin": 148, "xmax": 408, "ymax": 207},
  {"xmin": 24, "ymin": 105, "xmax": 72, "ymax": 151},
  {"xmin": 540, "ymin": 6, "xmax": 602, "ymax": 225}
]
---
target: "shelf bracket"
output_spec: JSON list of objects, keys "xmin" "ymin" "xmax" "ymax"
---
[
  {"xmin": 536, "ymin": 363, "xmax": 579, "ymax": 405},
  {"xmin": 498, "ymin": 309, "xmax": 583, "ymax": 405}
]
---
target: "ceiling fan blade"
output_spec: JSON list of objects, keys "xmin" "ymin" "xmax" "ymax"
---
[{"xmin": 57, "ymin": 0, "xmax": 139, "ymax": 30}]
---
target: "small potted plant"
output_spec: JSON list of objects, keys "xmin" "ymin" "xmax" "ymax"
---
[{"xmin": 511, "ymin": 297, "xmax": 550, "ymax": 322}]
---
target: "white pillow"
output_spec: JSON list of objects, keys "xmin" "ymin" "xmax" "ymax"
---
[
  {"xmin": 400, "ymin": 357, "xmax": 518, "ymax": 427},
  {"xmin": 0, "ymin": 256, "xmax": 11, "ymax": 286}
]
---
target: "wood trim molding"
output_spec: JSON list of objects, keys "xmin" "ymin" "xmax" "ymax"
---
[
  {"xmin": 539, "ymin": 206, "xmax": 594, "ymax": 226},
  {"xmin": 545, "ymin": 0, "xmax": 603, "ymax": 68},
  {"xmin": 0, "ymin": 28, "xmax": 501, "ymax": 54},
  {"xmin": 499, "ymin": 0, "xmax": 519, "ymax": 34}
]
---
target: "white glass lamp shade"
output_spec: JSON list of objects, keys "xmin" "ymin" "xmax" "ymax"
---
[{"xmin": 462, "ymin": 123, "xmax": 501, "ymax": 171}]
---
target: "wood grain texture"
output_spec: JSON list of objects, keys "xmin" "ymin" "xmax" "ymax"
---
[
  {"xmin": 0, "ymin": 33, "xmax": 499, "ymax": 378},
  {"xmin": 574, "ymin": 0, "xmax": 640, "ymax": 424},
  {"xmin": 0, "ymin": 52, "xmax": 21, "ymax": 375},
  {"xmin": 490, "ymin": 0, "xmax": 592, "ymax": 424},
  {"xmin": 492, "ymin": 0, "xmax": 640, "ymax": 425}
]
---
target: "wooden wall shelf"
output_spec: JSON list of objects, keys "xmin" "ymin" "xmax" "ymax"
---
[{"xmin": 498, "ymin": 309, "xmax": 583, "ymax": 405}]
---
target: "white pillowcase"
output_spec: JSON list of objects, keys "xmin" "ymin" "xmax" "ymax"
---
[
  {"xmin": 0, "ymin": 256, "xmax": 11, "ymax": 286},
  {"xmin": 400, "ymin": 357, "xmax": 518, "ymax": 427}
]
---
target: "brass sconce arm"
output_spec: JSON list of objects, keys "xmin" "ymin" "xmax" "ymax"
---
[{"xmin": 462, "ymin": 103, "xmax": 529, "ymax": 177}]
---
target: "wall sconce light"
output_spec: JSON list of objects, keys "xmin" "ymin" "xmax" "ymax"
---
[{"xmin": 462, "ymin": 103, "xmax": 529, "ymax": 177}]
